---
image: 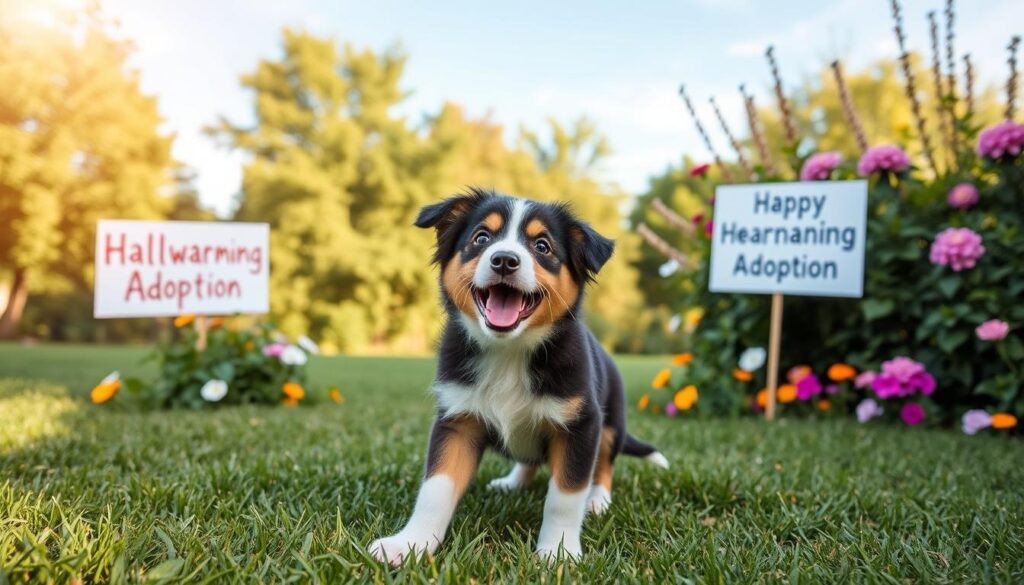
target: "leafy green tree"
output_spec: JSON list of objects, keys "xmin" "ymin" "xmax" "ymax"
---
[{"xmin": 0, "ymin": 5, "xmax": 174, "ymax": 338}]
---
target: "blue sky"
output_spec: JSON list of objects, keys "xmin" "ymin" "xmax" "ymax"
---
[{"xmin": 97, "ymin": 0, "xmax": 1022, "ymax": 215}]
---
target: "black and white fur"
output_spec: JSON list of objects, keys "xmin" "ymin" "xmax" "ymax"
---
[{"xmin": 369, "ymin": 188, "xmax": 667, "ymax": 565}]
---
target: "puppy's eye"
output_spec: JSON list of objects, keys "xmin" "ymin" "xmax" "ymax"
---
[
  {"xmin": 534, "ymin": 238, "xmax": 551, "ymax": 255},
  {"xmin": 473, "ymin": 231, "xmax": 491, "ymax": 245}
]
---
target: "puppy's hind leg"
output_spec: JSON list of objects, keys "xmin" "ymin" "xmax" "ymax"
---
[{"xmin": 487, "ymin": 462, "xmax": 538, "ymax": 491}]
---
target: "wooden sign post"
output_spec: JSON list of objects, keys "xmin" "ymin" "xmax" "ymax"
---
[{"xmin": 708, "ymin": 181, "xmax": 868, "ymax": 420}]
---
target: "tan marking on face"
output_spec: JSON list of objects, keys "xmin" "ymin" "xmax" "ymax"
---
[
  {"xmin": 432, "ymin": 415, "xmax": 487, "ymax": 498},
  {"xmin": 526, "ymin": 218, "xmax": 547, "ymax": 238},
  {"xmin": 548, "ymin": 431, "xmax": 589, "ymax": 493},
  {"xmin": 528, "ymin": 264, "xmax": 580, "ymax": 329},
  {"xmin": 593, "ymin": 427, "xmax": 616, "ymax": 492},
  {"xmin": 442, "ymin": 253, "xmax": 480, "ymax": 319},
  {"xmin": 482, "ymin": 212, "xmax": 503, "ymax": 233}
]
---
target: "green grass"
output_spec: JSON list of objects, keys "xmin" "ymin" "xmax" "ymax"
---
[{"xmin": 1, "ymin": 343, "xmax": 1022, "ymax": 583}]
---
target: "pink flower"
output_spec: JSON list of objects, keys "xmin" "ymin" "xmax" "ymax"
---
[
  {"xmin": 704, "ymin": 220, "xmax": 713, "ymax": 237},
  {"xmin": 854, "ymin": 371, "xmax": 876, "ymax": 389},
  {"xmin": 800, "ymin": 151, "xmax": 842, "ymax": 181},
  {"xmin": 825, "ymin": 383, "xmax": 840, "ymax": 395},
  {"xmin": 262, "ymin": 343, "xmax": 286, "ymax": 358},
  {"xmin": 900, "ymin": 402, "xmax": 925, "ymax": 426},
  {"xmin": 961, "ymin": 409, "xmax": 992, "ymax": 435},
  {"xmin": 857, "ymin": 144, "xmax": 911, "ymax": 176},
  {"xmin": 929, "ymin": 227, "xmax": 985, "ymax": 271},
  {"xmin": 665, "ymin": 402, "xmax": 678, "ymax": 417},
  {"xmin": 976, "ymin": 121, "xmax": 1024, "ymax": 160},
  {"xmin": 946, "ymin": 183, "xmax": 979, "ymax": 209},
  {"xmin": 856, "ymin": 398, "xmax": 883, "ymax": 423},
  {"xmin": 870, "ymin": 357, "xmax": 935, "ymax": 399},
  {"xmin": 691, "ymin": 213, "xmax": 704, "ymax": 225},
  {"xmin": 689, "ymin": 163, "xmax": 711, "ymax": 178},
  {"xmin": 796, "ymin": 374, "xmax": 822, "ymax": 401},
  {"xmin": 975, "ymin": 319, "xmax": 1009, "ymax": 341}
]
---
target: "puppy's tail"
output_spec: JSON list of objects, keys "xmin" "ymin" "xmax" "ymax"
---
[{"xmin": 621, "ymin": 433, "xmax": 669, "ymax": 469}]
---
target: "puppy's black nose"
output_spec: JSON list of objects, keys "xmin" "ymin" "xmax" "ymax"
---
[{"xmin": 490, "ymin": 251, "xmax": 520, "ymax": 275}]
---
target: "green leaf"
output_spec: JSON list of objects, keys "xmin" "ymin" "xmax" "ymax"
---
[
  {"xmin": 938, "ymin": 331, "xmax": 969, "ymax": 354},
  {"xmin": 146, "ymin": 558, "xmax": 185, "ymax": 581},
  {"xmin": 862, "ymin": 299, "xmax": 895, "ymax": 321},
  {"xmin": 937, "ymin": 276, "xmax": 960, "ymax": 299}
]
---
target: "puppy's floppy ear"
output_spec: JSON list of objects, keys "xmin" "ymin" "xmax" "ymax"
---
[
  {"xmin": 569, "ymin": 220, "xmax": 615, "ymax": 283},
  {"xmin": 415, "ymin": 189, "xmax": 489, "ymax": 264}
]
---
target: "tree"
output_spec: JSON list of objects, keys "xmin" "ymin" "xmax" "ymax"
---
[{"xmin": 0, "ymin": 4, "xmax": 174, "ymax": 337}]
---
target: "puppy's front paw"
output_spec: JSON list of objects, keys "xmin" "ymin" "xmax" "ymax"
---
[
  {"xmin": 368, "ymin": 532, "xmax": 437, "ymax": 566},
  {"xmin": 585, "ymin": 485, "xmax": 611, "ymax": 516},
  {"xmin": 535, "ymin": 539, "xmax": 582, "ymax": 563}
]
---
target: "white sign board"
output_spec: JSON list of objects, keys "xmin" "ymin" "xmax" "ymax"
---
[
  {"xmin": 94, "ymin": 220, "xmax": 270, "ymax": 318},
  {"xmin": 709, "ymin": 181, "xmax": 867, "ymax": 298}
]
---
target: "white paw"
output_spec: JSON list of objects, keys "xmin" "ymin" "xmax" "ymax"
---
[
  {"xmin": 368, "ymin": 532, "xmax": 437, "ymax": 566},
  {"xmin": 585, "ymin": 486, "xmax": 611, "ymax": 516},
  {"xmin": 536, "ymin": 539, "xmax": 582, "ymax": 562},
  {"xmin": 488, "ymin": 475, "xmax": 525, "ymax": 491}
]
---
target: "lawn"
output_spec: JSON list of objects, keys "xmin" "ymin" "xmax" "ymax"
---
[{"xmin": 1, "ymin": 343, "xmax": 1022, "ymax": 583}]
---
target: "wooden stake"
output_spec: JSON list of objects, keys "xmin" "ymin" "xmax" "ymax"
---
[
  {"xmin": 195, "ymin": 316, "xmax": 209, "ymax": 351},
  {"xmin": 765, "ymin": 293, "xmax": 784, "ymax": 421}
]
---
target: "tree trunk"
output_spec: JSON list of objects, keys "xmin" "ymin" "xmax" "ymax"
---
[{"xmin": 0, "ymin": 268, "xmax": 29, "ymax": 339}]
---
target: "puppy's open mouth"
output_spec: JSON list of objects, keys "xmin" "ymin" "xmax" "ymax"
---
[{"xmin": 473, "ymin": 284, "xmax": 542, "ymax": 332}]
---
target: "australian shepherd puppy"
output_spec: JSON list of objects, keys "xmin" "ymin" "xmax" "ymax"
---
[{"xmin": 369, "ymin": 188, "xmax": 668, "ymax": 565}]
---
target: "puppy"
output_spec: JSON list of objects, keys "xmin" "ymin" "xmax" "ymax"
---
[{"xmin": 369, "ymin": 188, "xmax": 668, "ymax": 565}]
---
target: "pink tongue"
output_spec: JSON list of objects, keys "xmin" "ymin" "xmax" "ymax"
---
[{"xmin": 484, "ymin": 287, "xmax": 525, "ymax": 327}]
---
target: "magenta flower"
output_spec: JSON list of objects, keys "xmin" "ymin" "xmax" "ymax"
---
[
  {"xmin": 857, "ymin": 144, "xmax": 911, "ymax": 176},
  {"xmin": 704, "ymin": 220, "xmax": 714, "ymax": 237},
  {"xmin": 800, "ymin": 151, "xmax": 842, "ymax": 181},
  {"xmin": 825, "ymin": 383, "xmax": 840, "ymax": 395},
  {"xmin": 870, "ymin": 357, "xmax": 935, "ymax": 399},
  {"xmin": 975, "ymin": 319, "xmax": 1009, "ymax": 341},
  {"xmin": 976, "ymin": 121, "xmax": 1024, "ymax": 160},
  {"xmin": 796, "ymin": 374, "xmax": 822, "ymax": 401},
  {"xmin": 856, "ymin": 398, "xmax": 883, "ymax": 423},
  {"xmin": 929, "ymin": 227, "xmax": 985, "ymax": 271},
  {"xmin": 900, "ymin": 402, "xmax": 925, "ymax": 426},
  {"xmin": 262, "ymin": 343, "xmax": 286, "ymax": 358},
  {"xmin": 665, "ymin": 402, "xmax": 678, "ymax": 417},
  {"xmin": 946, "ymin": 183, "xmax": 979, "ymax": 209},
  {"xmin": 961, "ymin": 409, "xmax": 992, "ymax": 435},
  {"xmin": 854, "ymin": 371, "xmax": 876, "ymax": 389}
]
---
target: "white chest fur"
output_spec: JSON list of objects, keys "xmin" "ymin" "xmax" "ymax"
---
[{"xmin": 433, "ymin": 344, "xmax": 575, "ymax": 462}]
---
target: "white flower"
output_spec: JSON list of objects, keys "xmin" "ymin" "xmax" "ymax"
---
[
  {"xmin": 658, "ymin": 259, "xmax": 680, "ymax": 278},
  {"xmin": 297, "ymin": 335, "xmax": 320, "ymax": 355},
  {"xmin": 667, "ymin": 314, "xmax": 682, "ymax": 333},
  {"xmin": 738, "ymin": 347, "xmax": 767, "ymax": 372},
  {"xmin": 200, "ymin": 379, "xmax": 228, "ymax": 402},
  {"xmin": 100, "ymin": 371, "xmax": 120, "ymax": 385},
  {"xmin": 279, "ymin": 345, "xmax": 308, "ymax": 366}
]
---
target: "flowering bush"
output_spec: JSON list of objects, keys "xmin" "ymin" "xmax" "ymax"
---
[{"xmin": 89, "ymin": 316, "xmax": 342, "ymax": 409}]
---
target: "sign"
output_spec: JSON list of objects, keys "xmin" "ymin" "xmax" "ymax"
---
[
  {"xmin": 94, "ymin": 220, "xmax": 269, "ymax": 318},
  {"xmin": 709, "ymin": 180, "xmax": 867, "ymax": 298}
]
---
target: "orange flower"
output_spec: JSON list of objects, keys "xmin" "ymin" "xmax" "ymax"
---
[
  {"xmin": 991, "ymin": 413, "xmax": 1018, "ymax": 429},
  {"xmin": 787, "ymin": 365, "xmax": 812, "ymax": 384},
  {"xmin": 173, "ymin": 314, "xmax": 196, "ymax": 328},
  {"xmin": 329, "ymin": 387, "xmax": 345, "ymax": 404},
  {"xmin": 817, "ymin": 399, "xmax": 832, "ymax": 411},
  {"xmin": 671, "ymin": 352, "xmax": 694, "ymax": 366},
  {"xmin": 282, "ymin": 382, "xmax": 305, "ymax": 400},
  {"xmin": 674, "ymin": 385, "xmax": 699, "ymax": 410},
  {"xmin": 827, "ymin": 363, "xmax": 856, "ymax": 382},
  {"xmin": 281, "ymin": 397, "xmax": 300, "ymax": 407},
  {"xmin": 652, "ymin": 369, "xmax": 672, "ymax": 389},
  {"xmin": 756, "ymin": 388, "xmax": 769, "ymax": 408},
  {"xmin": 637, "ymin": 394, "xmax": 651, "ymax": 410},
  {"xmin": 90, "ymin": 380, "xmax": 121, "ymax": 404},
  {"xmin": 777, "ymin": 384, "xmax": 797, "ymax": 403},
  {"xmin": 208, "ymin": 317, "xmax": 226, "ymax": 329},
  {"xmin": 732, "ymin": 368, "xmax": 754, "ymax": 382}
]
